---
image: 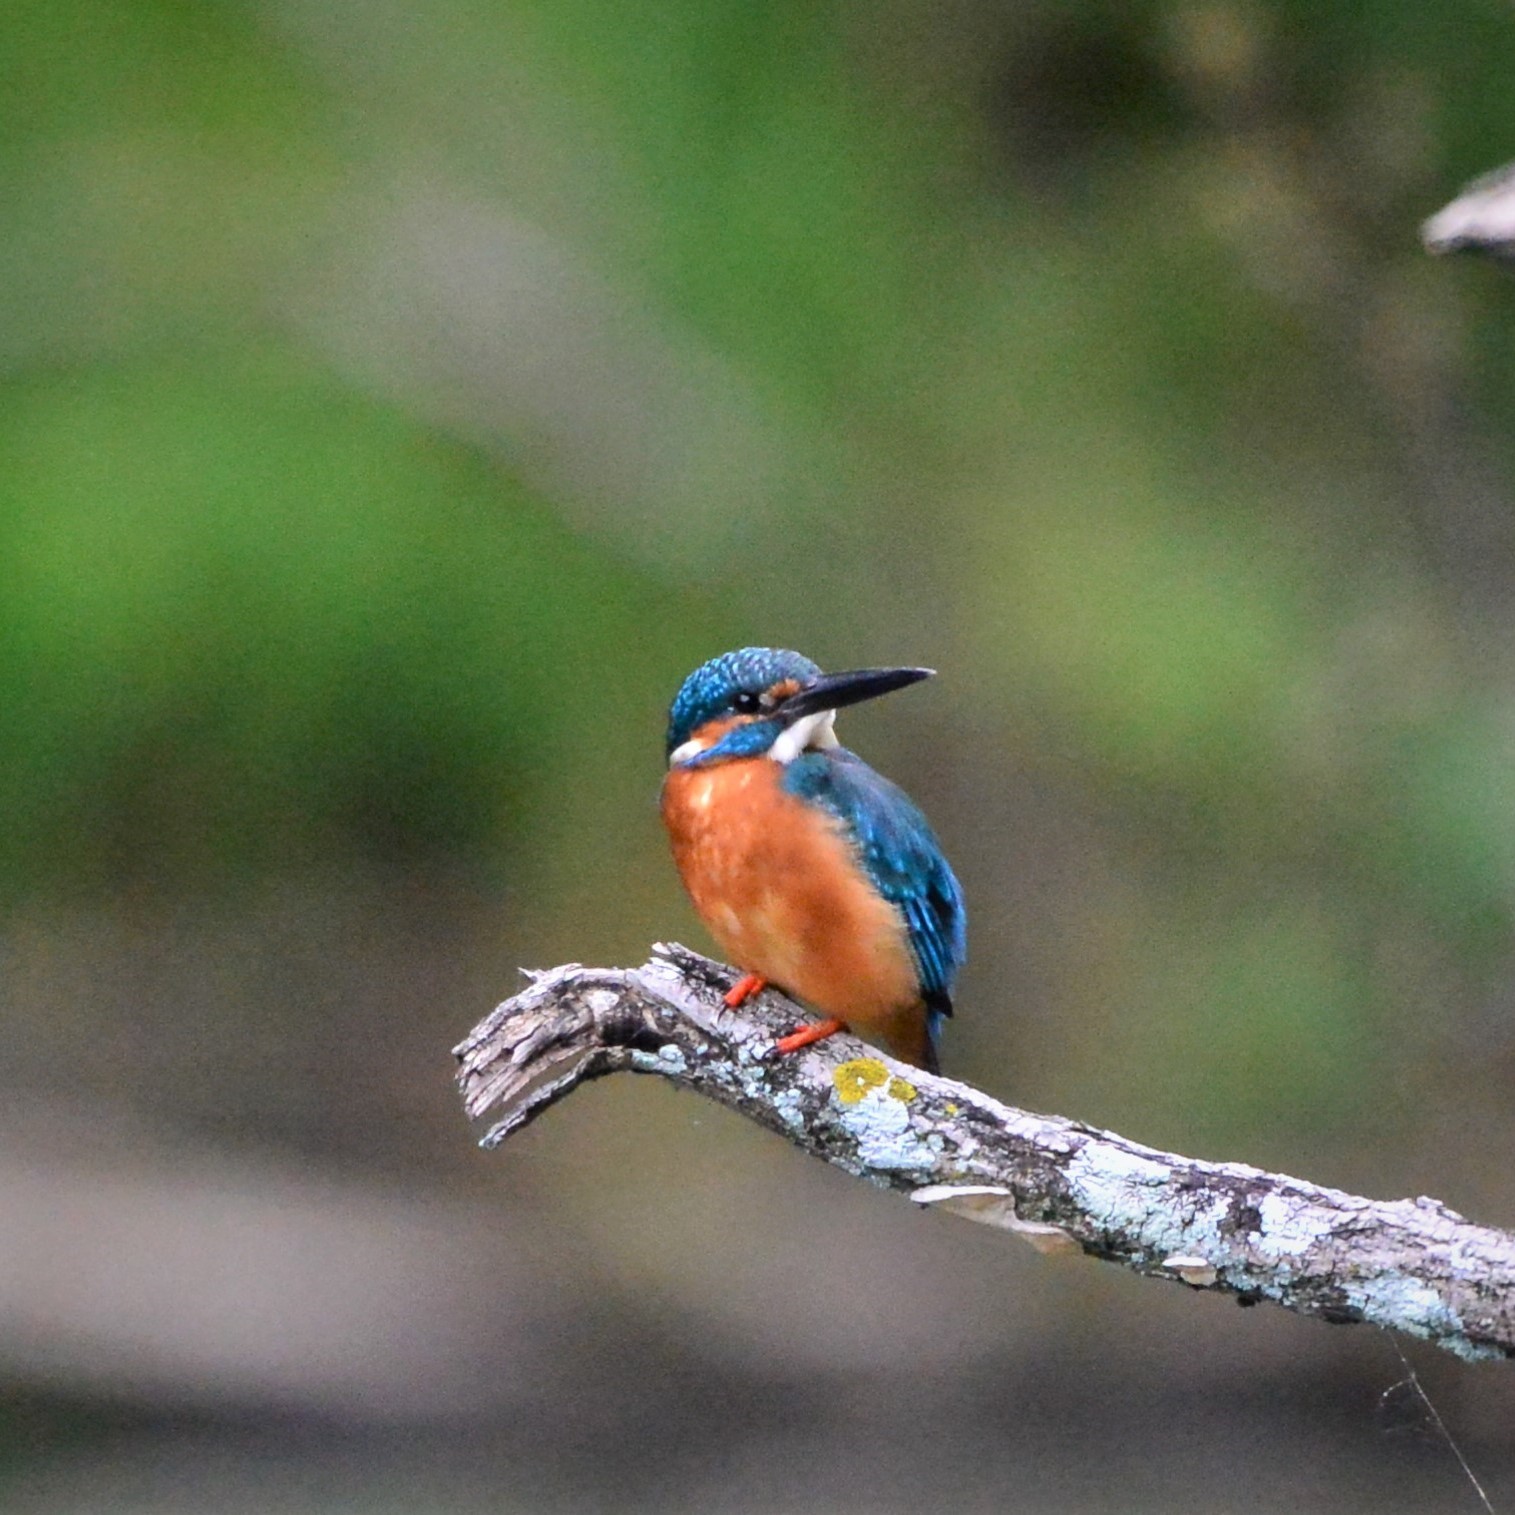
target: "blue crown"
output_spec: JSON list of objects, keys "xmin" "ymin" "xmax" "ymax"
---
[{"xmin": 665, "ymin": 647, "xmax": 822, "ymax": 757}]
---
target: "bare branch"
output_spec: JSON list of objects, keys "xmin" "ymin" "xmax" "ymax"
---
[
  {"xmin": 455, "ymin": 944, "xmax": 1515, "ymax": 1363},
  {"xmin": 1424, "ymin": 161, "xmax": 1515, "ymax": 262}
]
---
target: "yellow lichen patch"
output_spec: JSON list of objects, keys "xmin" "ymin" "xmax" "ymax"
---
[
  {"xmin": 832, "ymin": 1059, "xmax": 890, "ymax": 1103},
  {"xmin": 833, "ymin": 1059, "xmax": 917, "ymax": 1105}
]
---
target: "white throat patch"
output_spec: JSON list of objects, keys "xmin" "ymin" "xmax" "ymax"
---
[
  {"xmin": 668, "ymin": 710, "xmax": 840, "ymax": 768},
  {"xmin": 769, "ymin": 709, "xmax": 838, "ymax": 764},
  {"xmin": 668, "ymin": 736, "xmax": 708, "ymax": 768}
]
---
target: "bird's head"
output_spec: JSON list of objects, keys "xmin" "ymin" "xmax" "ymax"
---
[{"xmin": 665, "ymin": 647, "xmax": 932, "ymax": 769}]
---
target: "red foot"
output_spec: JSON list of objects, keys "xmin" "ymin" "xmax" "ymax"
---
[
  {"xmin": 724, "ymin": 973, "xmax": 768, "ymax": 1009},
  {"xmin": 773, "ymin": 1018, "xmax": 846, "ymax": 1056}
]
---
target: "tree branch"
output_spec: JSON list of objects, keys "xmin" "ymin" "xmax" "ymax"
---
[
  {"xmin": 1424, "ymin": 160, "xmax": 1515, "ymax": 262},
  {"xmin": 454, "ymin": 944, "xmax": 1515, "ymax": 1363}
]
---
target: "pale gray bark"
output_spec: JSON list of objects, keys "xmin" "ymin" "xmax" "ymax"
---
[
  {"xmin": 455, "ymin": 943, "xmax": 1515, "ymax": 1363},
  {"xmin": 1424, "ymin": 161, "xmax": 1515, "ymax": 260}
]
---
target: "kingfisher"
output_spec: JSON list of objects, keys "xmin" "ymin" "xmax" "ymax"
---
[{"xmin": 660, "ymin": 647, "xmax": 966, "ymax": 1072}]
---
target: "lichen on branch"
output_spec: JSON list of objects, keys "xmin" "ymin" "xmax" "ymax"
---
[{"xmin": 455, "ymin": 943, "xmax": 1515, "ymax": 1363}]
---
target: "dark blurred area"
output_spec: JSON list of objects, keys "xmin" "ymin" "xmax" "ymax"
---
[{"xmin": 5, "ymin": 1, "xmax": 1515, "ymax": 1510}]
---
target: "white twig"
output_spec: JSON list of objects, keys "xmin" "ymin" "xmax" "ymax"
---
[{"xmin": 1424, "ymin": 160, "xmax": 1515, "ymax": 261}]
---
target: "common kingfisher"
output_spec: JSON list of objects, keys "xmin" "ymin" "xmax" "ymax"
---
[{"xmin": 661, "ymin": 648, "xmax": 966, "ymax": 1072}]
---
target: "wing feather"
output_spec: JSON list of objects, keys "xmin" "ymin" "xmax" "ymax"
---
[{"xmin": 782, "ymin": 749, "xmax": 966, "ymax": 1006}]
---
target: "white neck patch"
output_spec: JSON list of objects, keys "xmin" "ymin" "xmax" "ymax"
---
[
  {"xmin": 769, "ymin": 709, "xmax": 838, "ymax": 764},
  {"xmin": 668, "ymin": 710, "xmax": 840, "ymax": 768},
  {"xmin": 668, "ymin": 736, "xmax": 709, "ymax": 768}
]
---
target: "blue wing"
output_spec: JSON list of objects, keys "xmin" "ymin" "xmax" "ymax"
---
[{"xmin": 782, "ymin": 749, "xmax": 966, "ymax": 1014}]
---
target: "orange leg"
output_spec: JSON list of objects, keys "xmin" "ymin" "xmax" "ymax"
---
[
  {"xmin": 724, "ymin": 972, "xmax": 768, "ymax": 1009},
  {"xmin": 773, "ymin": 1018, "xmax": 847, "ymax": 1056}
]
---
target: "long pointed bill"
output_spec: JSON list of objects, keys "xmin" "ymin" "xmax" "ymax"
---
[{"xmin": 775, "ymin": 665, "xmax": 934, "ymax": 722}]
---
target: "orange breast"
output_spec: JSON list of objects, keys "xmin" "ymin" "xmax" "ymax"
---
[{"xmin": 661, "ymin": 754, "xmax": 931, "ymax": 1065}]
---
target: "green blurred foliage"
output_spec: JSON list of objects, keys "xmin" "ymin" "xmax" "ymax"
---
[
  {"xmin": 0, "ymin": 350, "xmax": 701, "ymax": 897},
  {"xmin": 4, "ymin": 0, "xmax": 1515, "ymax": 1162}
]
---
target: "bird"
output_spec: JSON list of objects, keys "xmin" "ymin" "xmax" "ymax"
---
[{"xmin": 660, "ymin": 647, "xmax": 966, "ymax": 1072}]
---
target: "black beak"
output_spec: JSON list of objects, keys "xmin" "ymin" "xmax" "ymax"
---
[{"xmin": 775, "ymin": 665, "xmax": 934, "ymax": 722}]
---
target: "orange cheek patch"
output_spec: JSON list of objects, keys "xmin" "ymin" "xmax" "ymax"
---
[{"xmin": 686, "ymin": 715, "xmax": 744, "ymax": 748}]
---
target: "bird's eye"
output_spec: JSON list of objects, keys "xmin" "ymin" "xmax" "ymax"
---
[{"xmin": 733, "ymin": 691, "xmax": 762, "ymax": 714}]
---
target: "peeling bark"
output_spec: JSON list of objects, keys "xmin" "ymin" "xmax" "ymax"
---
[{"xmin": 454, "ymin": 944, "xmax": 1515, "ymax": 1362}]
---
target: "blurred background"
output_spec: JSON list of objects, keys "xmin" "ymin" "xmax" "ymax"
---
[{"xmin": 5, "ymin": 0, "xmax": 1515, "ymax": 1510}]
